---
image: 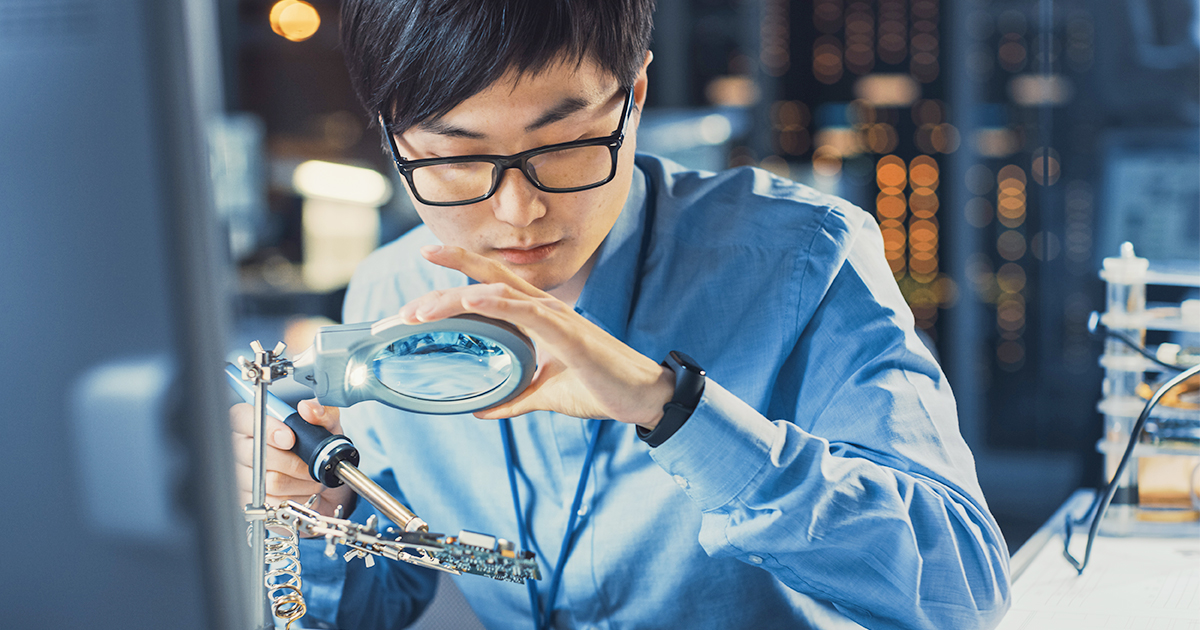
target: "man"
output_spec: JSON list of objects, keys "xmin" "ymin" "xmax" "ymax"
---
[{"xmin": 230, "ymin": 1, "xmax": 1011, "ymax": 628}]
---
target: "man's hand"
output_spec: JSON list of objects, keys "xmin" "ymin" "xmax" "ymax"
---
[
  {"xmin": 229, "ymin": 398, "xmax": 355, "ymax": 517},
  {"xmin": 396, "ymin": 245, "xmax": 675, "ymax": 428}
]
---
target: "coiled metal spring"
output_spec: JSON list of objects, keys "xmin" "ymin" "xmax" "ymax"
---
[{"xmin": 264, "ymin": 516, "xmax": 306, "ymax": 629}]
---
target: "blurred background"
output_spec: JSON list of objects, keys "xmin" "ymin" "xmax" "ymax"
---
[
  {"xmin": 219, "ymin": 0, "xmax": 1200, "ymax": 548},
  {"xmin": 1, "ymin": 0, "xmax": 1196, "ymax": 628}
]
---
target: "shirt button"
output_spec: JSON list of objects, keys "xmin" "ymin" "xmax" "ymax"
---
[
  {"xmin": 672, "ymin": 475, "xmax": 689, "ymax": 489},
  {"xmin": 748, "ymin": 555, "xmax": 764, "ymax": 565}
]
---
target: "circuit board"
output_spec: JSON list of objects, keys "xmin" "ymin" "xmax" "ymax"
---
[
  {"xmin": 271, "ymin": 501, "xmax": 542, "ymax": 584},
  {"xmin": 393, "ymin": 530, "xmax": 541, "ymax": 583}
]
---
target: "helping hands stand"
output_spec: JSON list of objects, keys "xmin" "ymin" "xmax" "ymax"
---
[
  {"xmin": 238, "ymin": 341, "xmax": 291, "ymax": 629},
  {"xmin": 236, "ymin": 340, "xmax": 541, "ymax": 629}
]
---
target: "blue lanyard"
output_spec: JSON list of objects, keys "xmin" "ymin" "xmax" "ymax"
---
[{"xmin": 500, "ymin": 418, "xmax": 606, "ymax": 630}]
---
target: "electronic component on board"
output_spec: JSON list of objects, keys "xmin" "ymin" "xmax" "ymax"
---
[{"xmin": 272, "ymin": 499, "xmax": 541, "ymax": 583}]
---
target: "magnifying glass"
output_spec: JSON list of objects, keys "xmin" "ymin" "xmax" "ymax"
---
[
  {"xmin": 227, "ymin": 314, "xmax": 537, "ymax": 534},
  {"xmin": 291, "ymin": 313, "xmax": 536, "ymax": 414}
]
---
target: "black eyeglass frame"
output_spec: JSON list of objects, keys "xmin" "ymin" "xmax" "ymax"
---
[{"xmin": 380, "ymin": 88, "xmax": 633, "ymax": 207}]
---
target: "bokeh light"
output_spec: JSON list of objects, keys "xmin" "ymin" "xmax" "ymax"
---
[
  {"xmin": 909, "ymin": 188, "xmax": 938, "ymax": 218},
  {"xmin": 877, "ymin": 192, "xmax": 907, "ymax": 219},
  {"xmin": 997, "ymin": 230, "xmax": 1027, "ymax": 261},
  {"xmin": 1031, "ymin": 147, "xmax": 1061, "ymax": 185},
  {"xmin": 812, "ymin": 145, "xmax": 843, "ymax": 178},
  {"xmin": 909, "ymin": 155, "xmax": 939, "ymax": 188},
  {"xmin": 876, "ymin": 155, "xmax": 907, "ymax": 191},
  {"xmin": 270, "ymin": 0, "xmax": 320, "ymax": 42}
]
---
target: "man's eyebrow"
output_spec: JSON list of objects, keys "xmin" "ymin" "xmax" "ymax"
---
[
  {"xmin": 415, "ymin": 119, "xmax": 487, "ymax": 140},
  {"xmin": 413, "ymin": 94, "xmax": 596, "ymax": 139},
  {"xmin": 524, "ymin": 95, "xmax": 592, "ymax": 132}
]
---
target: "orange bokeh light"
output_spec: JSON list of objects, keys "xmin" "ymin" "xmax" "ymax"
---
[
  {"xmin": 909, "ymin": 155, "xmax": 939, "ymax": 189},
  {"xmin": 909, "ymin": 189, "xmax": 938, "ymax": 218},
  {"xmin": 876, "ymin": 192, "xmax": 907, "ymax": 219},
  {"xmin": 998, "ymin": 164, "xmax": 1026, "ymax": 186},
  {"xmin": 270, "ymin": 0, "xmax": 320, "ymax": 42},
  {"xmin": 876, "ymin": 155, "xmax": 907, "ymax": 189}
]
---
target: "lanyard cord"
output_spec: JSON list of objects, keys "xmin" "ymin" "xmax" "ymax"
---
[
  {"xmin": 500, "ymin": 418, "xmax": 606, "ymax": 630},
  {"xmin": 500, "ymin": 418, "xmax": 540, "ymax": 628}
]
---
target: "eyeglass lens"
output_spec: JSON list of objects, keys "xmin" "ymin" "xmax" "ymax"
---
[{"xmin": 410, "ymin": 144, "xmax": 613, "ymax": 204}]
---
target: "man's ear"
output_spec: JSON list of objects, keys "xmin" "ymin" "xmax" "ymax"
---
[{"xmin": 633, "ymin": 50, "xmax": 653, "ymax": 112}]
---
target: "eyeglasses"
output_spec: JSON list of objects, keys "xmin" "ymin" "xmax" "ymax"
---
[{"xmin": 380, "ymin": 88, "xmax": 633, "ymax": 206}]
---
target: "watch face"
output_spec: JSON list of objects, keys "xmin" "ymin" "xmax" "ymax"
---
[{"xmin": 669, "ymin": 351, "xmax": 705, "ymax": 376}]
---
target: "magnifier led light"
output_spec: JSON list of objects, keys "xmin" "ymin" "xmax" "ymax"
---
[
  {"xmin": 291, "ymin": 314, "xmax": 536, "ymax": 414},
  {"xmin": 349, "ymin": 365, "xmax": 369, "ymax": 388}
]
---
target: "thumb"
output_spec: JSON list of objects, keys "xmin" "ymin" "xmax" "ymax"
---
[{"xmin": 299, "ymin": 398, "xmax": 342, "ymax": 432}]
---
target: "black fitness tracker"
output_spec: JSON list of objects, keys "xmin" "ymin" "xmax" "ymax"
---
[{"xmin": 637, "ymin": 351, "xmax": 706, "ymax": 447}]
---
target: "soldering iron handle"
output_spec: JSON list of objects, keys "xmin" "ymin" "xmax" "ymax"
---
[
  {"xmin": 281, "ymin": 412, "xmax": 360, "ymax": 488},
  {"xmin": 224, "ymin": 362, "xmax": 359, "ymax": 488},
  {"xmin": 223, "ymin": 362, "xmax": 427, "ymax": 532}
]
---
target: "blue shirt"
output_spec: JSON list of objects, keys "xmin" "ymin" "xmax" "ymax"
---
[{"xmin": 298, "ymin": 154, "xmax": 1011, "ymax": 630}]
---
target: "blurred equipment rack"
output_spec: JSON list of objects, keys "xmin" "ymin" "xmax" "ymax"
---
[{"xmin": 1094, "ymin": 242, "xmax": 1200, "ymax": 536}]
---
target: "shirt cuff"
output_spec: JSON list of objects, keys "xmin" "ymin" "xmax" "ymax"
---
[{"xmin": 647, "ymin": 379, "xmax": 782, "ymax": 511}]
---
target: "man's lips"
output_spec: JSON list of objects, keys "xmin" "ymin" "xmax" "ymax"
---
[{"xmin": 494, "ymin": 241, "xmax": 559, "ymax": 265}]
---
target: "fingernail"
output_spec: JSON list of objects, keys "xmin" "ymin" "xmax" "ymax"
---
[
  {"xmin": 420, "ymin": 245, "xmax": 443, "ymax": 255},
  {"xmin": 272, "ymin": 429, "xmax": 290, "ymax": 446},
  {"xmin": 308, "ymin": 400, "xmax": 326, "ymax": 418}
]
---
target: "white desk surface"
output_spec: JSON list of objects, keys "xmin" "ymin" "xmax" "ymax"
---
[{"xmin": 997, "ymin": 490, "xmax": 1200, "ymax": 630}]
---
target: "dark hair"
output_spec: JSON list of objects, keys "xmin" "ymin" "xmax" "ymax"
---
[{"xmin": 340, "ymin": 0, "xmax": 655, "ymax": 134}]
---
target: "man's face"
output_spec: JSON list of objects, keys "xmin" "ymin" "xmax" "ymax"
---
[{"xmin": 390, "ymin": 56, "xmax": 649, "ymax": 297}]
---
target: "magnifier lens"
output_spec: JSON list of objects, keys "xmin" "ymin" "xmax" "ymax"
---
[{"xmin": 370, "ymin": 331, "xmax": 514, "ymax": 401}]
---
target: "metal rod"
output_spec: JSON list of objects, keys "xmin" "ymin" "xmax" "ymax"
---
[
  {"xmin": 336, "ymin": 461, "xmax": 428, "ymax": 532},
  {"xmin": 250, "ymin": 362, "xmax": 272, "ymax": 628},
  {"xmin": 226, "ymin": 362, "xmax": 301, "ymax": 423}
]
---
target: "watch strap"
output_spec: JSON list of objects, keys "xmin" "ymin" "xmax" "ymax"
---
[{"xmin": 637, "ymin": 351, "xmax": 705, "ymax": 447}]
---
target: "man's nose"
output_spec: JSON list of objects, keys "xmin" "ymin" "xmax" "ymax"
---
[{"xmin": 490, "ymin": 167, "xmax": 546, "ymax": 227}]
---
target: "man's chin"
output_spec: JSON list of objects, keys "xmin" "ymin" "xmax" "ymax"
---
[
  {"xmin": 483, "ymin": 248, "xmax": 591, "ymax": 300},
  {"xmin": 511, "ymin": 267, "xmax": 571, "ymax": 292}
]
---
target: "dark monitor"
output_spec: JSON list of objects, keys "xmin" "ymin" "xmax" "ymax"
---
[
  {"xmin": 0, "ymin": 1, "xmax": 252, "ymax": 628},
  {"xmin": 1099, "ymin": 129, "xmax": 1200, "ymax": 265}
]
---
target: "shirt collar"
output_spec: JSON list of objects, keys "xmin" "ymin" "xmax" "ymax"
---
[{"xmin": 573, "ymin": 164, "xmax": 649, "ymax": 340}]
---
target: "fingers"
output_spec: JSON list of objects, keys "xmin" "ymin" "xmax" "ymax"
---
[
  {"xmin": 229, "ymin": 402, "xmax": 294, "ymax": 447},
  {"xmin": 231, "ymin": 434, "xmax": 324, "ymax": 512},
  {"xmin": 398, "ymin": 283, "xmax": 579, "ymax": 353},
  {"xmin": 229, "ymin": 399, "xmax": 347, "ymax": 516},
  {"xmin": 420, "ymin": 244, "xmax": 545, "ymax": 296},
  {"xmin": 298, "ymin": 398, "xmax": 342, "ymax": 434},
  {"xmin": 230, "ymin": 399, "xmax": 343, "ymax": 441},
  {"xmin": 474, "ymin": 360, "xmax": 570, "ymax": 420},
  {"xmin": 400, "ymin": 245, "xmax": 578, "ymax": 334},
  {"xmin": 457, "ymin": 288, "xmax": 576, "ymax": 347},
  {"xmin": 234, "ymin": 459, "xmax": 324, "ymax": 503},
  {"xmin": 397, "ymin": 280, "xmax": 526, "ymax": 323},
  {"xmin": 230, "ymin": 431, "xmax": 310, "ymax": 479}
]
